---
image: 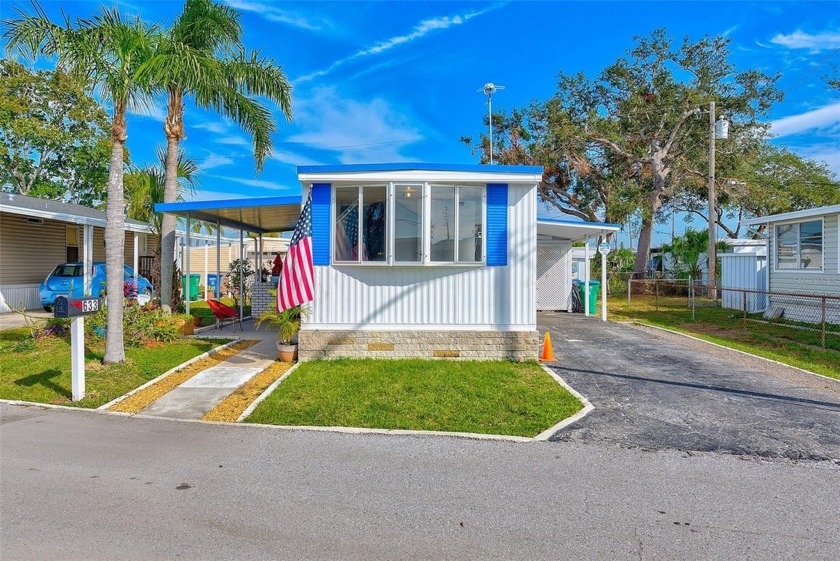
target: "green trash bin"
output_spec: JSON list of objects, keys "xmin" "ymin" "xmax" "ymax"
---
[
  {"xmin": 182, "ymin": 273, "xmax": 200, "ymax": 301},
  {"xmin": 576, "ymin": 280, "xmax": 600, "ymax": 312}
]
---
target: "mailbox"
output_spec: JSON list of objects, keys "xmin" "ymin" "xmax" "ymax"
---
[{"xmin": 54, "ymin": 296, "xmax": 101, "ymax": 318}]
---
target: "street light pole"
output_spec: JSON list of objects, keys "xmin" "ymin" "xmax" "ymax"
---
[
  {"xmin": 708, "ymin": 101, "xmax": 716, "ymax": 302},
  {"xmin": 478, "ymin": 83, "xmax": 505, "ymax": 165}
]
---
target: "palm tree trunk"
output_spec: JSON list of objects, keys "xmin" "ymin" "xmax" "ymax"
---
[
  {"xmin": 103, "ymin": 109, "xmax": 127, "ymax": 364},
  {"xmin": 159, "ymin": 89, "xmax": 184, "ymax": 307}
]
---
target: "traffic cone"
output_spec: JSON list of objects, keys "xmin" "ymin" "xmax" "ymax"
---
[{"xmin": 540, "ymin": 332, "xmax": 556, "ymax": 362}]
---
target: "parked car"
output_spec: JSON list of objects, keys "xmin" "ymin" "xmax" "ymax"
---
[{"xmin": 39, "ymin": 262, "xmax": 154, "ymax": 311}]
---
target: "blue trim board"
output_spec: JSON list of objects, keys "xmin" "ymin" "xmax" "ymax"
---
[
  {"xmin": 155, "ymin": 194, "xmax": 301, "ymax": 213},
  {"xmin": 485, "ymin": 184, "xmax": 508, "ymax": 267},
  {"xmin": 298, "ymin": 163, "xmax": 543, "ymax": 175},
  {"xmin": 310, "ymin": 183, "xmax": 331, "ymax": 266}
]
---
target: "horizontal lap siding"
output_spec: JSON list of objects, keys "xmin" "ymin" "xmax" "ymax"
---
[
  {"xmin": 0, "ymin": 214, "xmax": 67, "ymax": 284},
  {"xmin": 306, "ymin": 184, "xmax": 536, "ymax": 330},
  {"xmin": 769, "ymin": 213, "xmax": 840, "ymax": 296},
  {"xmin": 1, "ymin": 213, "xmax": 147, "ymax": 285}
]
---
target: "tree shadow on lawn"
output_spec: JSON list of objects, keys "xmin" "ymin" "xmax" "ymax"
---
[{"xmin": 13, "ymin": 369, "xmax": 70, "ymax": 399}]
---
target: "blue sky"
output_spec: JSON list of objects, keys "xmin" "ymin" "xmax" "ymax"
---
[{"xmin": 5, "ymin": 0, "xmax": 840, "ymax": 244}]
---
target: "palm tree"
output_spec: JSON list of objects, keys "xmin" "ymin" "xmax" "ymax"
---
[
  {"xmin": 5, "ymin": 4, "xmax": 157, "ymax": 363},
  {"xmin": 139, "ymin": 0, "xmax": 292, "ymax": 307},
  {"xmin": 125, "ymin": 147, "xmax": 199, "ymax": 236}
]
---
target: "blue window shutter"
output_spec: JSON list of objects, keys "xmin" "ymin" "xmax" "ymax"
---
[
  {"xmin": 310, "ymin": 183, "xmax": 331, "ymax": 266},
  {"xmin": 485, "ymin": 183, "xmax": 508, "ymax": 266}
]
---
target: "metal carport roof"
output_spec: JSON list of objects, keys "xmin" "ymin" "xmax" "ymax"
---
[
  {"xmin": 537, "ymin": 217, "xmax": 621, "ymax": 241},
  {"xmin": 155, "ymin": 195, "xmax": 302, "ymax": 234}
]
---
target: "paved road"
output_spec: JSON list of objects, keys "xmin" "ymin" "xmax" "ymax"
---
[
  {"xmin": 2, "ymin": 403, "xmax": 839, "ymax": 560},
  {"xmin": 539, "ymin": 313, "xmax": 840, "ymax": 461}
]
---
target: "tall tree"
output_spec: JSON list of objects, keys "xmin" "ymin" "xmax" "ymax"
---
[
  {"xmin": 469, "ymin": 29, "xmax": 781, "ymax": 277},
  {"xmin": 0, "ymin": 59, "xmax": 111, "ymax": 204},
  {"xmin": 138, "ymin": 0, "xmax": 292, "ymax": 307},
  {"xmin": 5, "ymin": 4, "xmax": 157, "ymax": 363},
  {"xmin": 674, "ymin": 143, "xmax": 840, "ymax": 237}
]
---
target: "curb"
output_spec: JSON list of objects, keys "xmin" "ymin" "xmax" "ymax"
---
[
  {"xmin": 628, "ymin": 322, "xmax": 840, "ymax": 385},
  {"xmin": 97, "ymin": 338, "xmax": 241, "ymax": 410},
  {"xmin": 533, "ymin": 363, "xmax": 595, "ymax": 440}
]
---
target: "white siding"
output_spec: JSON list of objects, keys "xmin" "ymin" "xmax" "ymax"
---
[
  {"xmin": 769, "ymin": 212, "xmax": 840, "ymax": 295},
  {"xmin": 305, "ymin": 183, "xmax": 536, "ymax": 331}
]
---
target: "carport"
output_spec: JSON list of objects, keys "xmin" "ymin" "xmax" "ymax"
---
[
  {"xmin": 155, "ymin": 195, "xmax": 303, "ymax": 317},
  {"xmin": 536, "ymin": 217, "xmax": 621, "ymax": 319}
]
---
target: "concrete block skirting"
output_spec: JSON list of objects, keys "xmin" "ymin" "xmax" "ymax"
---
[
  {"xmin": 299, "ymin": 330, "xmax": 540, "ymax": 361},
  {"xmin": 251, "ymin": 281, "xmax": 276, "ymax": 319}
]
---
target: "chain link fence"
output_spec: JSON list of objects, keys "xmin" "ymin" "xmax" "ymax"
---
[{"xmin": 624, "ymin": 278, "xmax": 840, "ymax": 352}]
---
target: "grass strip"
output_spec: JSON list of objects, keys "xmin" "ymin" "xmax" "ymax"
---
[
  {"xmin": 108, "ymin": 340, "xmax": 258, "ymax": 414},
  {"xmin": 245, "ymin": 359, "xmax": 583, "ymax": 437},
  {"xmin": 201, "ymin": 361, "xmax": 291, "ymax": 423}
]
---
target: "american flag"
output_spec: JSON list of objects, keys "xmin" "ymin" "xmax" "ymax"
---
[
  {"xmin": 277, "ymin": 190, "xmax": 315, "ymax": 311},
  {"xmin": 335, "ymin": 204, "xmax": 359, "ymax": 260}
]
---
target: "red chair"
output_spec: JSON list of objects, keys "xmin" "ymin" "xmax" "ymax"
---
[{"xmin": 206, "ymin": 299, "xmax": 241, "ymax": 331}]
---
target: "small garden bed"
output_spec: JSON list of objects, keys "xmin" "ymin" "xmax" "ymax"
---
[
  {"xmin": 244, "ymin": 359, "xmax": 583, "ymax": 437},
  {"xmin": 0, "ymin": 327, "xmax": 226, "ymax": 408}
]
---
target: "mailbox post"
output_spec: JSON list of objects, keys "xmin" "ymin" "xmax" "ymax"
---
[{"xmin": 54, "ymin": 296, "xmax": 101, "ymax": 401}]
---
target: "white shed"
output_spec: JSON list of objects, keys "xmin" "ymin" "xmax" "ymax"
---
[{"xmin": 720, "ymin": 253, "xmax": 768, "ymax": 312}]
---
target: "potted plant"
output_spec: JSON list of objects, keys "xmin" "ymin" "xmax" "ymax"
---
[{"xmin": 255, "ymin": 304, "xmax": 308, "ymax": 362}]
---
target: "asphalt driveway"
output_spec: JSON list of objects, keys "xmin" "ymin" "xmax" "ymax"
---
[{"xmin": 538, "ymin": 312, "xmax": 840, "ymax": 461}]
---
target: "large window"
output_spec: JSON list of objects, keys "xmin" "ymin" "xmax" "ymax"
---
[
  {"xmin": 776, "ymin": 220, "xmax": 822, "ymax": 270},
  {"xmin": 335, "ymin": 186, "xmax": 387, "ymax": 263},
  {"xmin": 333, "ymin": 183, "xmax": 485, "ymax": 265}
]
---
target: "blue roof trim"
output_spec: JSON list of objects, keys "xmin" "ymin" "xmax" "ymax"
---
[
  {"xmin": 537, "ymin": 217, "xmax": 622, "ymax": 229},
  {"xmin": 155, "ymin": 195, "xmax": 301, "ymax": 213},
  {"xmin": 297, "ymin": 163, "xmax": 543, "ymax": 175}
]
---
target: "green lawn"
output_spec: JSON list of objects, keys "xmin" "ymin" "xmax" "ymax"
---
[
  {"xmin": 608, "ymin": 297, "xmax": 840, "ymax": 380},
  {"xmin": 245, "ymin": 359, "xmax": 583, "ymax": 437},
  {"xmin": 0, "ymin": 327, "xmax": 224, "ymax": 408}
]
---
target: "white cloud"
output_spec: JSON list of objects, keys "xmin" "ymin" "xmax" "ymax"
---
[
  {"xmin": 797, "ymin": 145, "xmax": 840, "ymax": 177},
  {"xmin": 770, "ymin": 102, "xmax": 840, "ymax": 137},
  {"xmin": 217, "ymin": 136, "xmax": 250, "ymax": 147},
  {"xmin": 287, "ymin": 87, "xmax": 424, "ymax": 163},
  {"xmin": 270, "ymin": 149, "xmax": 322, "ymax": 167},
  {"xmin": 200, "ymin": 154, "xmax": 235, "ymax": 170},
  {"xmin": 770, "ymin": 30, "xmax": 840, "ymax": 52},
  {"xmin": 193, "ymin": 121, "xmax": 229, "ymax": 135},
  {"xmin": 210, "ymin": 175, "xmax": 292, "ymax": 191},
  {"xmin": 294, "ymin": 3, "xmax": 507, "ymax": 84},
  {"xmin": 224, "ymin": 0, "xmax": 329, "ymax": 31}
]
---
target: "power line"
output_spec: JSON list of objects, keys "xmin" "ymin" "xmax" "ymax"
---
[{"xmin": 780, "ymin": 46, "xmax": 840, "ymax": 97}]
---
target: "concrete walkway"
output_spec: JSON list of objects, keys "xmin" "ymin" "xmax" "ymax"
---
[{"xmin": 139, "ymin": 321, "xmax": 278, "ymax": 420}]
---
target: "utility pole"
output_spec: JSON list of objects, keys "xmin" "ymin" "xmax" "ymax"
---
[{"xmin": 708, "ymin": 101, "xmax": 716, "ymax": 302}]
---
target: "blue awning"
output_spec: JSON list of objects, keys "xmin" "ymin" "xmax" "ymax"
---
[{"xmin": 155, "ymin": 195, "xmax": 302, "ymax": 234}]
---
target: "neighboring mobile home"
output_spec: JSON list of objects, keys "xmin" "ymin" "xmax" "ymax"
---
[
  {"xmin": 0, "ymin": 193, "xmax": 152, "ymax": 312},
  {"xmin": 740, "ymin": 204, "xmax": 840, "ymax": 323}
]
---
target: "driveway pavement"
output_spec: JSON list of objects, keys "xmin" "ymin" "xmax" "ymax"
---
[{"xmin": 538, "ymin": 312, "xmax": 840, "ymax": 461}]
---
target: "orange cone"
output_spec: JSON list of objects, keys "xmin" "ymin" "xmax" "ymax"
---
[{"xmin": 540, "ymin": 332, "xmax": 556, "ymax": 362}]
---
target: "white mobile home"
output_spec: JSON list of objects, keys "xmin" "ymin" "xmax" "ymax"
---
[
  {"xmin": 741, "ymin": 205, "xmax": 840, "ymax": 323},
  {"xmin": 296, "ymin": 163, "xmax": 544, "ymax": 360}
]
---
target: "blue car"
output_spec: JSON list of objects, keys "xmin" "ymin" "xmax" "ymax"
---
[{"xmin": 40, "ymin": 262, "xmax": 154, "ymax": 311}]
